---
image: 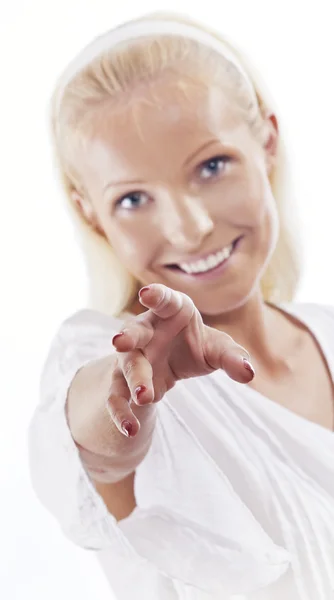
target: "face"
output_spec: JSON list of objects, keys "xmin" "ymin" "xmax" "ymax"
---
[{"xmin": 72, "ymin": 76, "xmax": 279, "ymax": 317}]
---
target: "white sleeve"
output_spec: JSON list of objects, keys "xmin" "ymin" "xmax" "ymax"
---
[
  {"xmin": 28, "ymin": 309, "xmax": 183, "ymax": 599},
  {"xmin": 28, "ymin": 309, "xmax": 128, "ymax": 548}
]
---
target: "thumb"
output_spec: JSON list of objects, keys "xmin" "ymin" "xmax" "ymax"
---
[{"xmin": 203, "ymin": 326, "xmax": 255, "ymax": 383}]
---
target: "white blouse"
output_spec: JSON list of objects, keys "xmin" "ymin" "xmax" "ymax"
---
[{"xmin": 28, "ymin": 302, "xmax": 334, "ymax": 600}]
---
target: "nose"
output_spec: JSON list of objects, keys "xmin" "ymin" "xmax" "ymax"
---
[{"xmin": 159, "ymin": 192, "xmax": 214, "ymax": 251}]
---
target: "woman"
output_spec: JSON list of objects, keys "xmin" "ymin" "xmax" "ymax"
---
[{"xmin": 29, "ymin": 11, "xmax": 334, "ymax": 600}]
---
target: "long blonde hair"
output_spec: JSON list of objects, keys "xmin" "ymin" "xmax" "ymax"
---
[{"xmin": 50, "ymin": 11, "xmax": 302, "ymax": 316}]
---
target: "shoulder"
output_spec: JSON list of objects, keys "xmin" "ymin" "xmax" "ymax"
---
[
  {"xmin": 55, "ymin": 308, "xmax": 125, "ymax": 343},
  {"xmin": 280, "ymin": 300, "xmax": 334, "ymax": 330},
  {"xmin": 41, "ymin": 309, "xmax": 126, "ymax": 381},
  {"xmin": 63, "ymin": 308, "xmax": 123, "ymax": 328}
]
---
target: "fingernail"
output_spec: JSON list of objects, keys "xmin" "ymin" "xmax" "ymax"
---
[
  {"xmin": 112, "ymin": 332, "xmax": 124, "ymax": 347},
  {"xmin": 121, "ymin": 420, "xmax": 133, "ymax": 437},
  {"xmin": 243, "ymin": 358, "xmax": 255, "ymax": 378},
  {"xmin": 135, "ymin": 385, "xmax": 147, "ymax": 402},
  {"xmin": 139, "ymin": 286, "xmax": 150, "ymax": 298}
]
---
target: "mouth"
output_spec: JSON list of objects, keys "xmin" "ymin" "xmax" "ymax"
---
[{"xmin": 165, "ymin": 235, "xmax": 243, "ymax": 279}]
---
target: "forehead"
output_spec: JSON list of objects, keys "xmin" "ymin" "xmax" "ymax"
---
[{"xmin": 78, "ymin": 77, "xmax": 249, "ymax": 182}]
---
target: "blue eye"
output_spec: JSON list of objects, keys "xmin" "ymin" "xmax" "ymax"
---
[
  {"xmin": 199, "ymin": 156, "xmax": 231, "ymax": 180},
  {"xmin": 115, "ymin": 191, "xmax": 149, "ymax": 211}
]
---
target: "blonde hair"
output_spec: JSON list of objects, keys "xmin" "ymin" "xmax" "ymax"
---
[{"xmin": 50, "ymin": 11, "xmax": 302, "ymax": 316}]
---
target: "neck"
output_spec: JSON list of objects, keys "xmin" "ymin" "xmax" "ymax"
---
[
  {"xmin": 203, "ymin": 289, "xmax": 291, "ymax": 374},
  {"xmin": 128, "ymin": 287, "xmax": 296, "ymax": 376}
]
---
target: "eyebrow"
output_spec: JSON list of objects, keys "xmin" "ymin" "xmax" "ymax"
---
[
  {"xmin": 103, "ymin": 178, "xmax": 145, "ymax": 196},
  {"xmin": 183, "ymin": 139, "xmax": 219, "ymax": 168},
  {"xmin": 102, "ymin": 139, "xmax": 219, "ymax": 195}
]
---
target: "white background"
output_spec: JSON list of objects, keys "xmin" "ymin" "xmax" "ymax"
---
[{"xmin": 1, "ymin": 1, "xmax": 333, "ymax": 598}]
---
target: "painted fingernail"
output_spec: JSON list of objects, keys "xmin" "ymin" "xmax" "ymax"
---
[
  {"xmin": 139, "ymin": 286, "xmax": 150, "ymax": 298},
  {"xmin": 121, "ymin": 420, "xmax": 133, "ymax": 437},
  {"xmin": 135, "ymin": 385, "xmax": 147, "ymax": 402},
  {"xmin": 243, "ymin": 358, "xmax": 255, "ymax": 378},
  {"xmin": 112, "ymin": 332, "xmax": 124, "ymax": 346}
]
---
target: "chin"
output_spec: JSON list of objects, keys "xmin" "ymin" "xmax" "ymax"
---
[
  {"xmin": 194, "ymin": 292, "xmax": 247, "ymax": 317},
  {"xmin": 193, "ymin": 278, "xmax": 260, "ymax": 318}
]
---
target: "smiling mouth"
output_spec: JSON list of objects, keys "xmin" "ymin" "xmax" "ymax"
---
[{"xmin": 165, "ymin": 236, "xmax": 242, "ymax": 275}]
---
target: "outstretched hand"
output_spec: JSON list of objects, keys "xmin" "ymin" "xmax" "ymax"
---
[{"xmin": 109, "ymin": 284, "xmax": 254, "ymax": 437}]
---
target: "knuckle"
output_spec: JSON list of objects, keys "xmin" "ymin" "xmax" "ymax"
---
[
  {"xmin": 185, "ymin": 295, "xmax": 196, "ymax": 313},
  {"xmin": 106, "ymin": 397, "xmax": 117, "ymax": 420},
  {"xmin": 123, "ymin": 359, "xmax": 138, "ymax": 378},
  {"xmin": 155, "ymin": 285, "xmax": 170, "ymax": 309},
  {"xmin": 123, "ymin": 316, "xmax": 136, "ymax": 330},
  {"xmin": 178, "ymin": 289, "xmax": 191, "ymax": 302},
  {"xmin": 110, "ymin": 363, "xmax": 123, "ymax": 385},
  {"xmin": 106, "ymin": 398, "xmax": 126, "ymax": 424},
  {"xmin": 237, "ymin": 344, "xmax": 250, "ymax": 358},
  {"xmin": 177, "ymin": 290, "xmax": 187, "ymax": 306},
  {"xmin": 113, "ymin": 409, "xmax": 127, "ymax": 425},
  {"xmin": 124, "ymin": 313, "xmax": 136, "ymax": 325},
  {"xmin": 178, "ymin": 291, "xmax": 195, "ymax": 315}
]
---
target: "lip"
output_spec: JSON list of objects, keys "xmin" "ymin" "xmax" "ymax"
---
[{"xmin": 164, "ymin": 235, "xmax": 243, "ymax": 282}]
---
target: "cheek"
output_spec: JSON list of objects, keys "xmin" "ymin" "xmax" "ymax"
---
[
  {"xmin": 245, "ymin": 182, "xmax": 279, "ymax": 252},
  {"xmin": 235, "ymin": 171, "xmax": 277, "ymax": 228},
  {"xmin": 246, "ymin": 190, "xmax": 274, "ymax": 225},
  {"xmin": 105, "ymin": 222, "xmax": 157, "ymax": 272}
]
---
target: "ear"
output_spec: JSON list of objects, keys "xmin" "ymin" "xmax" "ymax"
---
[
  {"xmin": 263, "ymin": 113, "xmax": 279, "ymax": 174},
  {"xmin": 71, "ymin": 190, "xmax": 105, "ymax": 235}
]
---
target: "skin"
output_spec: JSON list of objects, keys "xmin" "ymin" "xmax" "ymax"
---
[
  {"xmin": 74, "ymin": 81, "xmax": 281, "ymax": 354},
  {"xmin": 67, "ymin": 75, "xmax": 334, "ymax": 519},
  {"xmin": 74, "ymin": 82, "xmax": 277, "ymax": 319}
]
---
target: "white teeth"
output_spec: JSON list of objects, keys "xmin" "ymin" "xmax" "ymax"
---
[
  {"xmin": 197, "ymin": 260, "xmax": 207, "ymax": 273},
  {"xmin": 180, "ymin": 264, "xmax": 192, "ymax": 274},
  {"xmin": 207, "ymin": 255, "xmax": 218, "ymax": 269},
  {"xmin": 179, "ymin": 243, "xmax": 234, "ymax": 275}
]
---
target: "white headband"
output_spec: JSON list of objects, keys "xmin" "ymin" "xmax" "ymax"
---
[{"xmin": 55, "ymin": 19, "xmax": 258, "ymax": 111}]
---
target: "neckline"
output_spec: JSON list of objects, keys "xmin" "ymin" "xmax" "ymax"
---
[{"xmin": 241, "ymin": 301, "xmax": 334, "ymax": 436}]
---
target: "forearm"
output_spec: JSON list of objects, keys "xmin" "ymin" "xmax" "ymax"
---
[{"xmin": 66, "ymin": 353, "xmax": 157, "ymax": 483}]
